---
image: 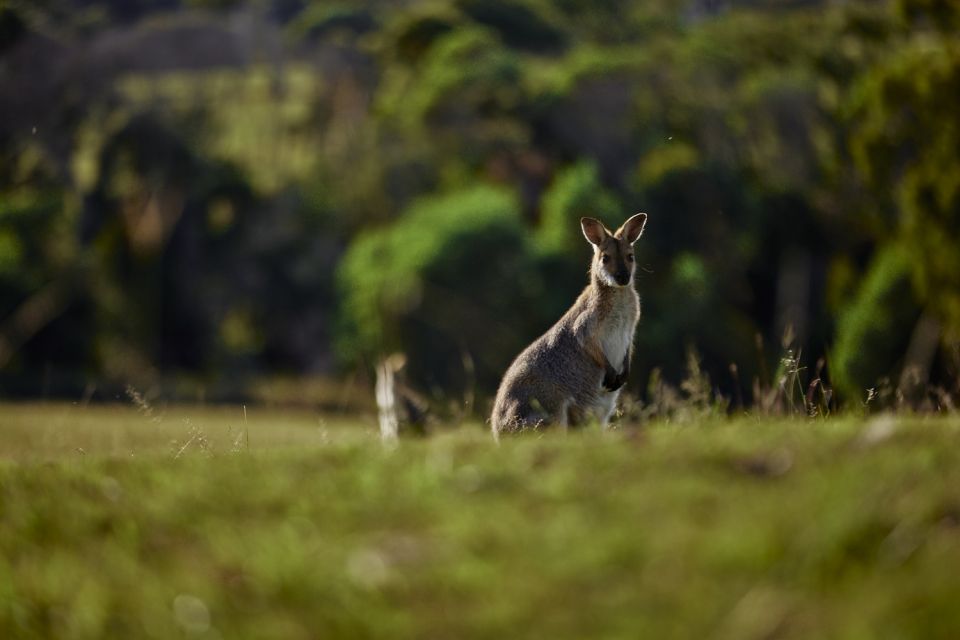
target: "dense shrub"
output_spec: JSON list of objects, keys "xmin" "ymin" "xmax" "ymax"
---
[
  {"xmin": 337, "ymin": 185, "xmax": 549, "ymax": 393},
  {"xmin": 3, "ymin": 0, "xmax": 959, "ymax": 408},
  {"xmin": 537, "ymin": 160, "xmax": 620, "ymax": 256},
  {"xmin": 832, "ymin": 245, "xmax": 922, "ymax": 402}
]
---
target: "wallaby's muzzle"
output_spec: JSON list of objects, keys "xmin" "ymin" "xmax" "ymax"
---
[{"xmin": 614, "ymin": 272, "xmax": 631, "ymax": 286}]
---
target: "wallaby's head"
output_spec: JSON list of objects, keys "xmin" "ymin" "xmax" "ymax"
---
[{"xmin": 580, "ymin": 213, "xmax": 647, "ymax": 288}]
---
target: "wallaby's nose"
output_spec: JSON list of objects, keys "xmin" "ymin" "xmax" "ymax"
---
[{"xmin": 615, "ymin": 272, "xmax": 631, "ymax": 286}]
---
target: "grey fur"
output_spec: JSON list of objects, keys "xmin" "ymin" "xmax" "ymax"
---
[{"xmin": 491, "ymin": 213, "xmax": 647, "ymax": 437}]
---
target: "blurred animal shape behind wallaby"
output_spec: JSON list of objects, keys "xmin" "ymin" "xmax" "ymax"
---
[
  {"xmin": 376, "ymin": 353, "xmax": 429, "ymax": 442},
  {"xmin": 490, "ymin": 213, "xmax": 648, "ymax": 437}
]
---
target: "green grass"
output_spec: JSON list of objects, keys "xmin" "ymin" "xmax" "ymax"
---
[{"xmin": 1, "ymin": 404, "xmax": 959, "ymax": 639}]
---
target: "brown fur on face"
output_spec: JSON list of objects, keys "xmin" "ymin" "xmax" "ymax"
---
[{"xmin": 581, "ymin": 214, "xmax": 647, "ymax": 287}]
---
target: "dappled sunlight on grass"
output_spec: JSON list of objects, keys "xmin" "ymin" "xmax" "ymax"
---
[
  {"xmin": 0, "ymin": 402, "xmax": 379, "ymax": 461},
  {"xmin": 0, "ymin": 405, "xmax": 958, "ymax": 637}
]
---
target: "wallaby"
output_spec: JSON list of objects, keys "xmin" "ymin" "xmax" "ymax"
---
[{"xmin": 490, "ymin": 213, "xmax": 648, "ymax": 437}]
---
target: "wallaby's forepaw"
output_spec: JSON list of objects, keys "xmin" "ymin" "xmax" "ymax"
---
[{"xmin": 603, "ymin": 369, "xmax": 626, "ymax": 392}]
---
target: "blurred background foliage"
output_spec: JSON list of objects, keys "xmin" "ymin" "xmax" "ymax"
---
[{"xmin": 0, "ymin": 0, "xmax": 957, "ymax": 410}]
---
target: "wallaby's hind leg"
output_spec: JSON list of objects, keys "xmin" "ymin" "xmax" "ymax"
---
[
  {"xmin": 557, "ymin": 398, "xmax": 582, "ymax": 432},
  {"xmin": 566, "ymin": 403, "xmax": 587, "ymax": 428},
  {"xmin": 495, "ymin": 393, "xmax": 576, "ymax": 436},
  {"xmin": 493, "ymin": 397, "xmax": 549, "ymax": 436}
]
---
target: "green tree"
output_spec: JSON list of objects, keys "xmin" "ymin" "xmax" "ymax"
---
[
  {"xmin": 337, "ymin": 185, "xmax": 548, "ymax": 391},
  {"xmin": 846, "ymin": 36, "xmax": 960, "ymax": 336},
  {"xmin": 832, "ymin": 246, "xmax": 921, "ymax": 402}
]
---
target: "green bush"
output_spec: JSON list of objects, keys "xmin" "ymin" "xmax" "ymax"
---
[
  {"xmin": 537, "ymin": 160, "xmax": 620, "ymax": 256},
  {"xmin": 832, "ymin": 245, "xmax": 922, "ymax": 402},
  {"xmin": 337, "ymin": 185, "xmax": 548, "ymax": 392},
  {"xmin": 455, "ymin": 0, "xmax": 567, "ymax": 52},
  {"xmin": 846, "ymin": 36, "xmax": 960, "ymax": 338}
]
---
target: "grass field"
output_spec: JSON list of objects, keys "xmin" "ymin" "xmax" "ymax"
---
[{"xmin": 1, "ymin": 403, "xmax": 959, "ymax": 639}]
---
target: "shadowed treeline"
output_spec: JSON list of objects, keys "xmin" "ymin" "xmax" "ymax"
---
[{"xmin": 0, "ymin": 0, "xmax": 958, "ymax": 412}]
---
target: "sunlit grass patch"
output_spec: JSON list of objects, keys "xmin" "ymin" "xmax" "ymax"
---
[
  {"xmin": 0, "ymin": 406, "xmax": 958, "ymax": 638},
  {"xmin": 0, "ymin": 402, "xmax": 375, "ymax": 461}
]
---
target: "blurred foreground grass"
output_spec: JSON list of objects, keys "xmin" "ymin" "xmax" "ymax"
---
[{"xmin": 1, "ymin": 404, "xmax": 959, "ymax": 639}]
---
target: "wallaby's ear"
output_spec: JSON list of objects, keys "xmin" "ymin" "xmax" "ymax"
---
[
  {"xmin": 618, "ymin": 213, "xmax": 647, "ymax": 245},
  {"xmin": 580, "ymin": 217, "xmax": 607, "ymax": 246}
]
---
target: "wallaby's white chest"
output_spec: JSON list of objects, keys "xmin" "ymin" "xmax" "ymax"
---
[
  {"xmin": 599, "ymin": 296, "xmax": 639, "ymax": 373},
  {"xmin": 600, "ymin": 325, "xmax": 632, "ymax": 373}
]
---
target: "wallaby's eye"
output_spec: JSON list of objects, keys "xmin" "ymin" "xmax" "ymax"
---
[
  {"xmin": 601, "ymin": 254, "xmax": 611, "ymax": 264},
  {"xmin": 626, "ymin": 254, "xmax": 634, "ymax": 262}
]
